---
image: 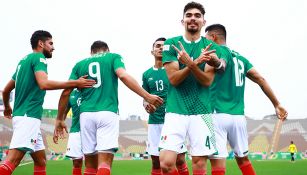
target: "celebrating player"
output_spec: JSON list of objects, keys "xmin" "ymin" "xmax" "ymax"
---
[
  {"xmin": 54, "ymin": 40, "xmax": 163, "ymax": 175},
  {"xmin": 205, "ymin": 24, "xmax": 288, "ymax": 175},
  {"xmin": 0, "ymin": 30, "xmax": 95, "ymax": 175}
]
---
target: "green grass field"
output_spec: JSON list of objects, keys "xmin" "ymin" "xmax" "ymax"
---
[{"xmin": 12, "ymin": 159, "xmax": 307, "ymax": 175}]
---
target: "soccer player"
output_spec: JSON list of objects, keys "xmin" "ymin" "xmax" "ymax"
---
[
  {"xmin": 205, "ymin": 24, "xmax": 288, "ymax": 175},
  {"xmin": 0, "ymin": 30, "xmax": 95, "ymax": 175},
  {"xmin": 54, "ymin": 40, "xmax": 163, "ymax": 175},
  {"xmin": 142, "ymin": 37, "xmax": 189, "ymax": 175},
  {"xmin": 288, "ymin": 141, "xmax": 297, "ymax": 162},
  {"xmin": 158, "ymin": 2, "xmax": 230, "ymax": 175},
  {"xmin": 53, "ymin": 88, "xmax": 83, "ymax": 175}
]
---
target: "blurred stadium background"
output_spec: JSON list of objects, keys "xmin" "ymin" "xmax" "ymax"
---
[{"xmin": 1, "ymin": 109, "xmax": 306, "ymax": 162}]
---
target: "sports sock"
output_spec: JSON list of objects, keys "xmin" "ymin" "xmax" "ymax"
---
[
  {"xmin": 177, "ymin": 163, "xmax": 189, "ymax": 175},
  {"xmin": 96, "ymin": 163, "xmax": 110, "ymax": 175},
  {"xmin": 0, "ymin": 160, "xmax": 16, "ymax": 175},
  {"xmin": 73, "ymin": 167, "xmax": 82, "ymax": 175},
  {"xmin": 192, "ymin": 169, "xmax": 206, "ymax": 175},
  {"xmin": 151, "ymin": 168, "xmax": 162, "ymax": 175},
  {"xmin": 239, "ymin": 161, "xmax": 256, "ymax": 175},
  {"xmin": 34, "ymin": 166, "xmax": 46, "ymax": 175},
  {"xmin": 84, "ymin": 168, "xmax": 97, "ymax": 175},
  {"xmin": 212, "ymin": 167, "xmax": 225, "ymax": 175},
  {"xmin": 163, "ymin": 169, "xmax": 179, "ymax": 175}
]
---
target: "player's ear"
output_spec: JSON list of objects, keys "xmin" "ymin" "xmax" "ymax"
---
[
  {"xmin": 181, "ymin": 19, "xmax": 184, "ymax": 25},
  {"xmin": 203, "ymin": 19, "xmax": 206, "ymax": 26},
  {"xmin": 38, "ymin": 40, "xmax": 44, "ymax": 48}
]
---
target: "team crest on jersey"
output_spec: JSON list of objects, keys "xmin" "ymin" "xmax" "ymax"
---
[
  {"xmin": 163, "ymin": 45, "xmax": 170, "ymax": 51},
  {"xmin": 160, "ymin": 135, "xmax": 167, "ymax": 143},
  {"xmin": 40, "ymin": 58, "xmax": 47, "ymax": 64},
  {"xmin": 30, "ymin": 139, "xmax": 37, "ymax": 145}
]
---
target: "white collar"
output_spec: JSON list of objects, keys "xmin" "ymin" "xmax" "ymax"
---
[{"xmin": 182, "ymin": 35, "xmax": 202, "ymax": 44}]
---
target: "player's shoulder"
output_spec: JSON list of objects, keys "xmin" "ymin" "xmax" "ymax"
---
[
  {"xmin": 165, "ymin": 36, "xmax": 182, "ymax": 44},
  {"xmin": 143, "ymin": 67, "xmax": 154, "ymax": 76},
  {"xmin": 28, "ymin": 52, "xmax": 45, "ymax": 60},
  {"xmin": 106, "ymin": 52, "xmax": 122, "ymax": 58},
  {"xmin": 231, "ymin": 50, "xmax": 248, "ymax": 60}
]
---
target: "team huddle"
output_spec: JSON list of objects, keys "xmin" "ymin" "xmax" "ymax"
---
[{"xmin": 0, "ymin": 1, "xmax": 288, "ymax": 175}]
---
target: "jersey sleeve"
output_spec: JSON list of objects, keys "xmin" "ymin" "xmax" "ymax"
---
[
  {"xmin": 69, "ymin": 63, "xmax": 80, "ymax": 80},
  {"xmin": 33, "ymin": 54, "xmax": 48, "ymax": 73},
  {"xmin": 162, "ymin": 38, "xmax": 177, "ymax": 64},
  {"xmin": 221, "ymin": 46, "xmax": 233, "ymax": 66},
  {"xmin": 210, "ymin": 42, "xmax": 227, "ymax": 62},
  {"xmin": 113, "ymin": 53, "xmax": 125, "ymax": 72},
  {"xmin": 242, "ymin": 57, "xmax": 253, "ymax": 73},
  {"xmin": 12, "ymin": 69, "xmax": 17, "ymax": 81},
  {"xmin": 142, "ymin": 71, "xmax": 149, "ymax": 92}
]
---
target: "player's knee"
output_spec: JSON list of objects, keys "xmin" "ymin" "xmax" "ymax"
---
[
  {"xmin": 152, "ymin": 159, "xmax": 161, "ymax": 169},
  {"xmin": 160, "ymin": 159, "xmax": 174, "ymax": 172},
  {"xmin": 175, "ymin": 154, "xmax": 186, "ymax": 166},
  {"xmin": 33, "ymin": 157, "xmax": 46, "ymax": 167},
  {"xmin": 192, "ymin": 156, "xmax": 206, "ymax": 169},
  {"xmin": 73, "ymin": 159, "xmax": 83, "ymax": 168}
]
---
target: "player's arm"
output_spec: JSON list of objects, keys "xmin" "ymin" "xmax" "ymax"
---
[
  {"xmin": 141, "ymin": 74, "xmax": 157, "ymax": 113},
  {"xmin": 116, "ymin": 68, "xmax": 163, "ymax": 107},
  {"xmin": 35, "ymin": 72, "xmax": 95, "ymax": 90},
  {"xmin": 2, "ymin": 79, "xmax": 15, "ymax": 119},
  {"xmin": 172, "ymin": 41, "xmax": 216, "ymax": 86},
  {"xmin": 164, "ymin": 61, "xmax": 190, "ymax": 86},
  {"xmin": 247, "ymin": 68, "xmax": 288, "ymax": 120},
  {"xmin": 53, "ymin": 88, "xmax": 73, "ymax": 144}
]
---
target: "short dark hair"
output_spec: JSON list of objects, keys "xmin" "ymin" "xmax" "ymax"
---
[
  {"xmin": 91, "ymin": 40, "xmax": 109, "ymax": 53},
  {"xmin": 30, "ymin": 30, "xmax": 52, "ymax": 49},
  {"xmin": 184, "ymin": 1, "xmax": 205, "ymax": 15},
  {"xmin": 153, "ymin": 37, "xmax": 166, "ymax": 48},
  {"xmin": 205, "ymin": 24, "xmax": 227, "ymax": 40}
]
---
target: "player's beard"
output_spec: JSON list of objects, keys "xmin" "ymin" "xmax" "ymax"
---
[
  {"xmin": 43, "ymin": 49, "xmax": 52, "ymax": 58},
  {"xmin": 186, "ymin": 25, "xmax": 199, "ymax": 35}
]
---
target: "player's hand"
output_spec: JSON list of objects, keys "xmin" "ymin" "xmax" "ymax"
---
[
  {"xmin": 77, "ymin": 75, "xmax": 96, "ymax": 89},
  {"xmin": 53, "ymin": 130, "xmax": 59, "ymax": 144},
  {"xmin": 54, "ymin": 119, "xmax": 68, "ymax": 141},
  {"xmin": 275, "ymin": 104, "xmax": 288, "ymax": 121},
  {"xmin": 172, "ymin": 41, "xmax": 194, "ymax": 67},
  {"xmin": 194, "ymin": 44, "xmax": 218, "ymax": 66},
  {"xmin": 145, "ymin": 94, "xmax": 163, "ymax": 108},
  {"xmin": 144, "ymin": 102, "xmax": 157, "ymax": 113},
  {"xmin": 3, "ymin": 106, "xmax": 12, "ymax": 119}
]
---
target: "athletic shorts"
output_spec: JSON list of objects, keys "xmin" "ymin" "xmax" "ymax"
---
[
  {"xmin": 10, "ymin": 116, "xmax": 45, "ymax": 152},
  {"xmin": 159, "ymin": 113, "xmax": 216, "ymax": 156},
  {"xmin": 210, "ymin": 113, "xmax": 248, "ymax": 158},
  {"xmin": 147, "ymin": 124, "xmax": 187, "ymax": 156},
  {"xmin": 80, "ymin": 111, "xmax": 119, "ymax": 155},
  {"xmin": 66, "ymin": 132, "xmax": 83, "ymax": 159}
]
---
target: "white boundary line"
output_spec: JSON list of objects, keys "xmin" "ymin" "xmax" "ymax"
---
[{"xmin": 19, "ymin": 161, "xmax": 33, "ymax": 166}]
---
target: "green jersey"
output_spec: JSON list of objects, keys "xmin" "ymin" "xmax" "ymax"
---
[
  {"xmin": 142, "ymin": 67, "xmax": 169, "ymax": 124},
  {"xmin": 209, "ymin": 45, "xmax": 233, "ymax": 112},
  {"xmin": 213, "ymin": 50, "xmax": 253, "ymax": 115},
  {"xmin": 68, "ymin": 89, "xmax": 81, "ymax": 133},
  {"xmin": 69, "ymin": 52, "xmax": 125, "ymax": 113},
  {"xmin": 162, "ymin": 36, "xmax": 229, "ymax": 115},
  {"xmin": 12, "ymin": 52, "xmax": 48, "ymax": 119}
]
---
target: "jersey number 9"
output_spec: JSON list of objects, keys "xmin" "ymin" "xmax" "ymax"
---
[{"xmin": 89, "ymin": 62, "xmax": 102, "ymax": 88}]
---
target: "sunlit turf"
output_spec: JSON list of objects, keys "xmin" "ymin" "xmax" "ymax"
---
[{"xmin": 13, "ymin": 159, "xmax": 307, "ymax": 175}]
